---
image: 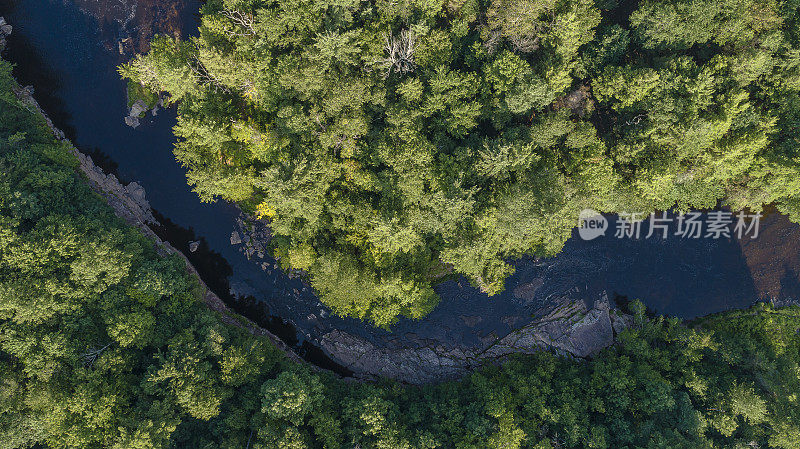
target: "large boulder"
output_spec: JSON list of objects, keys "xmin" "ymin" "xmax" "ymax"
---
[
  {"xmin": 488, "ymin": 293, "xmax": 621, "ymax": 358},
  {"xmin": 126, "ymin": 181, "xmax": 147, "ymax": 204}
]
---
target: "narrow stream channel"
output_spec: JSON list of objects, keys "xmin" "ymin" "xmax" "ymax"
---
[
  {"xmin": 4, "ymin": 0, "xmax": 800, "ymax": 376},
  {"xmin": 0, "ymin": 0, "xmax": 353, "ymax": 373}
]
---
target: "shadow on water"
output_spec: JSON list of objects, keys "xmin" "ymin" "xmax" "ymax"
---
[
  {"xmin": 0, "ymin": 2, "xmax": 76, "ymax": 138},
  {"xmin": 83, "ymin": 147, "xmax": 120, "ymax": 177},
  {"xmin": 225, "ymin": 294, "xmax": 354, "ymax": 376},
  {"xmin": 150, "ymin": 211, "xmax": 353, "ymax": 375},
  {"xmin": 4, "ymin": 0, "xmax": 800, "ymax": 375},
  {"xmin": 150, "ymin": 210, "xmax": 234, "ymax": 298},
  {"xmin": 779, "ymin": 267, "xmax": 800, "ymax": 300},
  {"xmin": 298, "ymin": 342, "xmax": 354, "ymax": 377}
]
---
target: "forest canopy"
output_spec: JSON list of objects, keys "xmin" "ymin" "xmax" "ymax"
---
[
  {"xmin": 2, "ymin": 56, "xmax": 800, "ymax": 448},
  {"xmin": 123, "ymin": 0, "xmax": 800, "ymax": 326}
]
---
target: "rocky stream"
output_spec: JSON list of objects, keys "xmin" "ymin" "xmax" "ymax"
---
[{"xmin": 3, "ymin": 1, "xmax": 800, "ymax": 383}]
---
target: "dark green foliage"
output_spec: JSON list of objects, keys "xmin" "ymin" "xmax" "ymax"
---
[
  {"xmin": 2, "ymin": 56, "xmax": 800, "ymax": 446},
  {"xmin": 123, "ymin": 0, "xmax": 800, "ymax": 325}
]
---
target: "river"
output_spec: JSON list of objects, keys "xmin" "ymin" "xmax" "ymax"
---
[{"xmin": 3, "ymin": 0, "xmax": 800, "ymax": 377}]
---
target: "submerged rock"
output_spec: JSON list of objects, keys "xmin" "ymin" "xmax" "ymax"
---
[
  {"xmin": 71, "ymin": 0, "xmax": 193, "ymax": 54},
  {"xmin": 460, "ymin": 315, "xmax": 482, "ymax": 327}
]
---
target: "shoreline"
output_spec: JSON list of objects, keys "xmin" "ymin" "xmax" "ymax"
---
[
  {"xmin": 8, "ymin": 58, "xmax": 312, "ymax": 370},
  {"xmin": 6, "ymin": 13, "xmax": 799, "ymax": 384},
  {"xmin": 15, "ymin": 70, "xmax": 638, "ymax": 382},
  {"xmin": 12, "ymin": 57, "xmax": 796, "ymax": 384}
]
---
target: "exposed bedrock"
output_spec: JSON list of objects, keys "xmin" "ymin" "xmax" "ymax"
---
[
  {"xmin": 227, "ymin": 212, "xmax": 636, "ymax": 383},
  {"xmin": 319, "ymin": 291, "xmax": 631, "ymax": 383}
]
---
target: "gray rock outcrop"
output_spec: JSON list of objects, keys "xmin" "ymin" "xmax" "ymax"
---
[
  {"xmin": 125, "ymin": 100, "xmax": 150, "ymax": 128},
  {"xmin": 319, "ymin": 291, "xmax": 631, "ymax": 383},
  {"xmin": 484, "ymin": 293, "xmax": 630, "ymax": 359},
  {"xmin": 11, "ymin": 82, "xmax": 157, "ymax": 227},
  {"xmin": 129, "ymin": 100, "xmax": 148, "ymax": 116},
  {"xmin": 124, "ymin": 97, "xmax": 164, "ymax": 128},
  {"xmin": 124, "ymin": 115, "xmax": 140, "ymax": 128},
  {"xmin": 75, "ymin": 152, "xmax": 159, "ymax": 226},
  {"xmin": 0, "ymin": 17, "xmax": 11, "ymax": 51},
  {"xmin": 230, "ymin": 231, "xmax": 242, "ymax": 245}
]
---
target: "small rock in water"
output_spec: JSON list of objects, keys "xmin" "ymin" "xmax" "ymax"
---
[
  {"xmin": 0, "ymin": 17, "xmax": 12, "ymax": 36},
  {"xmin": 128, "ymin": 100, "xmax": 148, "ymax": 117},
  {"xmin": 188, "ymin": 241, "xmax": 200, "ymax": 253},
  {"xmin": 230, "ymin": 231, "xmax": 242, "ymax": 245},
  {"xmin": 124, "ymin": 115, "xmax": 140, "ymax": 128}
]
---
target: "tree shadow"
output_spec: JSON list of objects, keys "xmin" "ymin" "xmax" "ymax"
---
[
  {"xmin": 779, "ymin": 266, "xmax": 800, "ymax": 300},
  {"xmin": 1, "ymin": 22, "xmax": 77, "ymax": 139}
]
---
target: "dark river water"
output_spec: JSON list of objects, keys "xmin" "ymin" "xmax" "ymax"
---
[{"xmin": 3, "ymin": 0, "xmax": 800, "ymax": 369}]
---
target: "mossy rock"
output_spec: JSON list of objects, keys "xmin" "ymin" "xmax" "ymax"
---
[{"xmin": 126, "ymin": 80, "xmax": 158, "ymax": 110}]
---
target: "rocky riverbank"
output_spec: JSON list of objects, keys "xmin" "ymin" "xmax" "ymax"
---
[
  {"xmin": 225, "ymin": 206, "xmax": 800, "ymax": 383},
  {"xmin": 319, "ymin": 291, "xmax": 631, "ymax": 383},
  {"xmin": 4, "ymin": 37, "xmax": 308, "ymax": 368},
  {"xmin": 70, "ymin": 0, "xmax": 194, "ymax": 54},
  {"xmin": 230, "ymin": 212, "xmax": 635, "ymax": 383},
  {"xmin": 12, "ymin": 1, "xmax": 793, "ymax": 384}
]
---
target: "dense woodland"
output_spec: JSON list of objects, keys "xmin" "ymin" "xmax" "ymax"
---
[
  {"xmin": 2, "ymin": 56, "xmax": 800, "ymax": 448},
  {"xmin": 122, "ymin": 0, "xmax": 800, "ymax": 325}
]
